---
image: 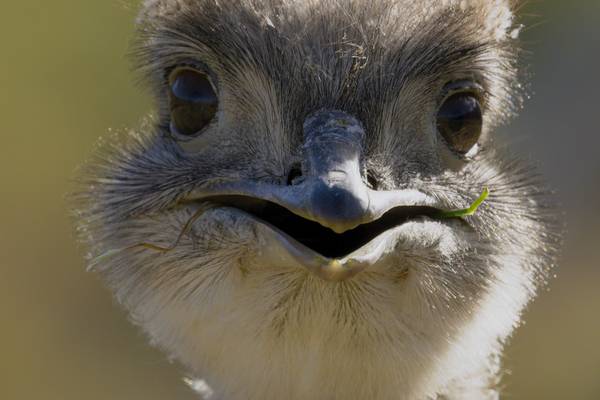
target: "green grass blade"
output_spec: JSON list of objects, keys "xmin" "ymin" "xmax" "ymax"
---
[{"xmin": 435, "ymin": 187, "xmax": 489, "ymax": 219}]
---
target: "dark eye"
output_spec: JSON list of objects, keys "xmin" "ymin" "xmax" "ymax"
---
[
  {"xmin": 168, "ymin": 68, "xmax": 218, "ymax": 137},
  {"xmin": 436, "ymin": 92, "xmax": 483, "ymax": 154}
]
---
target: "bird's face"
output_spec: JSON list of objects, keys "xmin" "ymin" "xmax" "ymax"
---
[{"xmin": 76, "ymin": 0, "xmax": 559, "ymax": 396}]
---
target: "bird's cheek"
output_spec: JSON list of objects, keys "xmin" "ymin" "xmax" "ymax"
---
[{"xmin": 389, "ymin": 219, "xmax": 477, "ymax": 278}]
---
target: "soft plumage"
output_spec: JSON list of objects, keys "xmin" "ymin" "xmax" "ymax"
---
[{"xmin": 74, "ymin": 1, "xmax": 560, "ymax": 399}]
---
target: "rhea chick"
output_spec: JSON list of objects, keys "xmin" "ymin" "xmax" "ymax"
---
[{"xmin": 75, "ymin": 0, "xmax": 560, "ymax": 399}]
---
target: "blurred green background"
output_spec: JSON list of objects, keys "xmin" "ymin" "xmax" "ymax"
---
[{"xmin": 1, "ymin": 1, "xmax": 598, "ymax": 399}]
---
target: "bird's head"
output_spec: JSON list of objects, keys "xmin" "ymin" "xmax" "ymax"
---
[{"xmin": 75, "ymin": 0, "xmax": 560, "ymax": 397}]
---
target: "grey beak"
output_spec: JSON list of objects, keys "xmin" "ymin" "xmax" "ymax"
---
[
  {"xmin": 185, "ymin": 111, "xmax": 437, "ymax": 236},
  {"xmin": 177, "ymin": 110, "xmax": 443, "ymax": 280},
  {"xmin": 300, "ymin": 110, "xmax": 370, "ymax": 233}
]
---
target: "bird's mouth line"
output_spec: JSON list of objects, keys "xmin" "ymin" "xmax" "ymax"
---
[
  {"xmin": 200, "ymin": 195, "xmax": 444, "ymax": 259},
  {"xmin": 92, "ymin": 191, "xmax": 479, "ymax": 282}
]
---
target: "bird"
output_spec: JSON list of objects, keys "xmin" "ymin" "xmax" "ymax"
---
[{"xmin": 74, "ymin": 0, "xmax": 561, "ymax": 399}]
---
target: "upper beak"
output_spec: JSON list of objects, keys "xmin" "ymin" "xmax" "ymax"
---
[
  {"xmin": 296, "ymin": 110, "xmax": 371, "ymax": 233},
  {"xmin": 184, "ymin": 109, "xmax": 439, "ymax": 232}
]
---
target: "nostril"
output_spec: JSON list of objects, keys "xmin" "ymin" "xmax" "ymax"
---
[
  {"xmin": 286, "ymin": 163, "xmax": 303, "ymax": 185},
  {"xmin": 366, "ymin": 169, "xmax": 380, "ymax": 190}
]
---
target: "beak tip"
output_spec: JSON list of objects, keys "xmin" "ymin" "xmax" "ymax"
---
[{"xmin": 307, "ymin": 181, "xmax": 369, "ymax": 233}]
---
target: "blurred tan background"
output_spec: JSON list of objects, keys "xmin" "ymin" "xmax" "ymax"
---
[{"xmin": 1, "ymin": 1, "xmax": 598, "ymax": 399}]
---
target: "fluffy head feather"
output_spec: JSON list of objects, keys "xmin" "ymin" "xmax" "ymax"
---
[{"xmin": 74, "ymin": 1, "xmax": 560, "ymax": 399}]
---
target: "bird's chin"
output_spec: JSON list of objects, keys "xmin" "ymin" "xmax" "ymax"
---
[{"xmin": 212, "ymin": 206, "xmax": 466, "ymax": 282}]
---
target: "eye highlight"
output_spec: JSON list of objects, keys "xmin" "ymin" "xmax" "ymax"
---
[
  {"xmin": 168, "ymin": 67, "xmax": 218, "ymax": 138},
  {"xmin": 436, "ymin": 89, "xmax": 483, "ymax": 155}
]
